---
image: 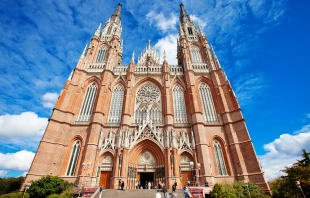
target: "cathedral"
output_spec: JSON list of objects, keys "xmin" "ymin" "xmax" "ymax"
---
[{"xmin": 24, "ymin": 3, "xmax": 270, "ymax": 193}]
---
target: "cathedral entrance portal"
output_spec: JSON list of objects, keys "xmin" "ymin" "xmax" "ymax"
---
[
  {"xmin": 128, "ymin": 140, "xmax": 165, "ymax": 189},
  {"xmin": 139, "ymin": 172, "xmax": 154, "ymax": 189}
]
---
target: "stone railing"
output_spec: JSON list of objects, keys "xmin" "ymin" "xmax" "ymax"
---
[
  {"xmin": 187, "ymin": 35, "xmax": 198, "ymax": 42},
  {"xmin": 100, "ymin": 35, "xmax": 112, "ymax": 42},
  {"xmin": 113, "ymin": 65, "xmax": 128, "ymax": 75},
  {"xmin": 134, "ymin": 65, "xmax": 162, "ymax": 74},
  {"xmin": 169, "ymin": 65, "xmax": 184, "ymax": 75},
  {"xmin": 87, "ymin": 62, "xmax": 106, "ymax": 73},
  {"xmin": 192, "ymin": 63, "xmax": 209, "ymax": 73}
]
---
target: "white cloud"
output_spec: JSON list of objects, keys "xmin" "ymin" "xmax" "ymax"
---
[
  {"xmin": 189, "ymin": 15, "xmax": 206, "ymax": 29},
  {"xmin": 307, "ymin": 114, "xmax": 310, "ymax": 119},
  {"xmin": 0, "ymin": 112, "xmax": 47, "ymax": 138},
  {"xmin": 0, "ymin": 170, "xmax": 8, "ymax": 177},
  {"xmin": 233, "ymin": 72, "xmax": 268, "ymax": 107},
  {"xmin": 42, "ymin": 92, "xmax": 59, "ymax": 108},
  {"xmin": 146, "ymin": 11, "xmax": 178, "ymax": 33},
  {"xmin": 154, "ymin": 34, "xmax": 178, "ymax": 65},
  {"xmin": 259, "ymin": 125, "xmax": 310, "ymax": 181},
  {"xmin": 0, "ymin": 150, "xmax": 35, "ymax": 171}
]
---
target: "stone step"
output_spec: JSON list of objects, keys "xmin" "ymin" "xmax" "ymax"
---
[{"xmin": 95, "ymin": 189, "xmax": 184, "ymax": 198}]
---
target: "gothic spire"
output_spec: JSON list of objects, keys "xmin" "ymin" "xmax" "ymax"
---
[
  {"xmin": 111, "ymin": 3, "xmax": 122, "ymax": 24},
  {"xmin": 93, "ymin": 23, "xmax": 102, "ymax": 38},
  {"xmin": 180, "ymin": 3, "xmax": 191, "ymax": 23}
]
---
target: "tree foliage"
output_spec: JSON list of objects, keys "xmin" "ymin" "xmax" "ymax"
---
[
  {"xmin": 269, "ymin": 149, "xmax": 310, "ymax": 198},
  {"xmin": 27, "ymin": 175, "xmax": 71, "ymax": 198},
  {"xmin": 0, "ymin": 177, "xmax": 25, "ymax": 195},
  {"xmin": 0, "ymin": 192, "xmax": 29, "ymax": 198},
  {"xmin": 211, "ymin": 181, "xmax": 269, "ymax": 198}
]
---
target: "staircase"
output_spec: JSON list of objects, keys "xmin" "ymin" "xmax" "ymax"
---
[{"xmin": 92, "ymin": 189, "xmax": 184, "ymax": 198}]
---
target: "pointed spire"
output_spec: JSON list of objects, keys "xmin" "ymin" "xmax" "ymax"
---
[
  {"xmin": 180, "ymin": 3, "xmax": 191, "ymax": 23},
  {"xmin": 148, "ymin": 40, "xmax": 151, "ymax": 50},
  {"xmin": 211, "ymin": 45, "xmax": 222, "ymax": 69},
  {"xmin": 163, "ymin": 50, "xmax": 166, "ymax": 61},
  {"xmin": 111, "ymin": 3, "xmax": 122, "ymax": 24},
  {"xmin": 80, "ymin": 43, "xmax": 88, "ymax": 58},
  {"xmin": 94, "ymin": 23, "xmax": 102, "ymax": 37}
]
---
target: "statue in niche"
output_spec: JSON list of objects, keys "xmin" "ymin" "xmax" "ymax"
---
[
  {"xmin": 119, "ymin": 153, "xmax": 123, "ymax": 165},
  {"xmin": 170, "ymin": 154, "xmax": 174, "ymax": 166}
]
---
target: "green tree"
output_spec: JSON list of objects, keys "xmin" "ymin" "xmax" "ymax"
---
[
  {"xmin": 269, "ymin": 149, "xmax": 310, "ymax": 197},
  {"xmin": 27, "ymin": 175, "xmax": 71, "ymax": 198},
  {"xmin": 0, "ymin": 177, "xmax": 25, "ymax": 195},
  {"xmin": 0, "ymin": 192, "xmax": 29, "ymax": 198}
]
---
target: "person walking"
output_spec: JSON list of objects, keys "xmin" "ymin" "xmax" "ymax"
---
[
  {"xmin": 135, "ymin": 180, "xmax": 139, "ymax": 189},
  {"xmin": 183, "ymin": 186, "xmax": 189, "ymax": 198},
  {"xmin": 121, "ymin": 181, "xmax": 125, "ymax": 191},
  {"xmin": 162, "ymin": 185, "xmax": 169, "ymax": 198},
  {"xmin": 156, "ymin": 190, "xmax": 162, "ymax": 198},
  {"xmin": 99, "ymin": 185, "xmax": 103, "ymax": 198}
]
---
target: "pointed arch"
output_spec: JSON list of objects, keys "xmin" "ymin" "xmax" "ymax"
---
[
  {"xmin": 172, "ymin": 84, "xmax": 187, "ymax": 124},
  {"xmin": 190, "ymin": 45, "xmax": 202, "ymax": 63},
  {"xmin": 198, "ymin": 82, "xmax": 218, "ymax": 122},
  {"xmin": 65, "ymin": 139, "xmax": 82, "ymax": 176},
  {"xmin": 77, "ymin": 82, "xmax": 98, "ymax": 122},
  {"xmin": 134, "ymin": 81, "xmax": 162, "ymax": 125},
  {"xmin": 213, "ymin": 139, "xmax": 228, "ymax": 176},
  {"xmin": 96, "ymin": 45, "xmax": 108, "ymax": 63},
  {"xmin": 108, "ymin": 84, "xmax": 125, "ymax": 124}
]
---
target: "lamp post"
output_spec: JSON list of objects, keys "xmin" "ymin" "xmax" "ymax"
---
[
  {"xmin": 244, "ymin": 184, "xmax": 251, "ymax": 198},
  {"xmin": 296, "ymin": 181, "xmax": 306, "ymax": 198},
  {"xmin": 189, "ymin": 161, "xmax": 201, "ymax": 186}
]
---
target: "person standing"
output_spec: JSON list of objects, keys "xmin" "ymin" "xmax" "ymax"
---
[
  {"xmin": 148, "ymin": 181, "xmax": 151, "ymax": 189},
  {"xmin": 187, "ymin": 178, "xmax": 190, "ymax": 187},
  {"xmin": 121, "ymin": 181, "xmax": 125, "ymax": 191},
  {"xmin": 183, "ymin": 186, "xmax": 189, "ymax": 198},
  {"xmin": 135, "ymin": 180, "xmax": 139, "ymax": 189},
  {"xmin": 156, "ymin": 190, "xmax": 162, "ymax": 198}
]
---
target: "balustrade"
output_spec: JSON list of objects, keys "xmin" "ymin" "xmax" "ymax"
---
[{"xmin": 192, "ymin": 63, "xmax": 209, "ymax": 73}]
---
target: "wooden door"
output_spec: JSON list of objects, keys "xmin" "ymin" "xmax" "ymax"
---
[
  {"xmin": 181, "ymin": 171, "xmax": 192, "ymax": 187},
  {"xmin": 100, "ymin": 171, "xmax": 112, "ymax": 189}
]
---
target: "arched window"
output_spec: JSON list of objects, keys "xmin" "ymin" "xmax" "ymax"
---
[
  {"xmin": 108, "ymin": 84, "xmax": 125, "ymax": 124},
  {"xmin": 190, "ymin": 46, "xmax": 202, "ymax": 63},
  {"xmin": 199, "ymin": 83, "xmax": 218, "ymax": 122},
  {"xmin": 66, "ymin": 140, "xmax": 81, "ymax": 176},
  {"xmin": 96, "ymin": 46, "xmax": 108, "ymax": 63},
  {"xmin": 173, "ymin": 84, "xmax": 187, "ymax": 124},
  {"xmin": 213, "ymin": 140, "xmax": 227, "ymax": 176},
  {"xmin": 134, "ymin": 82, "xmax": 162, "ymax": 125},
  {"xmin": 77, "ymin": 82, "xmax": 98, "ymax": 122},
  {"xmin": 107, "ymin": 26, "xmax": 112, "ymax": 35}
]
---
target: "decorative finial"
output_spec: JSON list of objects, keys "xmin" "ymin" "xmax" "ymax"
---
[
  {"xmin": 132, "ymin": 51, "xmax": 135, "ymax": 62},
  {"xmin": 164, "ymin": 50, "xmax": 166, "ymax": 61},
  {"xmin": 148, "ymin": 40, "xmax": 151, "ymax": 50}
]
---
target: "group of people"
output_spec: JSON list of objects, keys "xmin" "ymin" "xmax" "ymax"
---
[
  {"xmin": 118, "ymin": 180, "xmax": 125, "ymax": 191},
  {"xmin": 135, "ymin": 180, "xmax": 155, "ymax": 189},
  {"xmin": 156, "ymin": 182, "xmax": 179, "ymax": 198}
]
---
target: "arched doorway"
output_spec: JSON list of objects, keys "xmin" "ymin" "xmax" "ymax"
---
[
  {"xmin": 128, "ymin": 139, "xmax": 165, "ymax": 189},
  {"xmin": 180, "ymin": 153, "xmax": 194, "ymax": 187},
  {"xmin": 99, "ymin": 155, "xmax": 113, "ymax": 189}
]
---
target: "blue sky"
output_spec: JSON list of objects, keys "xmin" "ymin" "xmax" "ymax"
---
[{"xmin": 0, "ymin": 0, "xmax": 309, "ymax": 180}]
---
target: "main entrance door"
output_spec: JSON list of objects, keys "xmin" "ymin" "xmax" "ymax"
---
[{"xmin": 140, "ymin": 172, "xmax": 155, "ymax": 189}]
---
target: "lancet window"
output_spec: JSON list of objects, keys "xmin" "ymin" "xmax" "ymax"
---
[
  {"xmin": 134, "ymin": 82, "xmax": 162, "ymax": 125},
  {"xmin": 77, "ymin": 82, "xmax": 98, "ymax": 122},
  {"xmin": 66, "ymin": 140, "xmax": 81, "ymax": 176},
  {"xmin": 173, "ymin": 84, "xmax": 187, "ymax": 124},
  {"xmin": 199, "ymin": 83, "xmax": 218, "ymax": 122},
  {"xmin": 214, "ymin": 140, "xmax": 227, "ymax": 176},
  {"xmin": 190, "ymin": 46, "xmax": 202, "ymax": 63},
  {"xmin": 108, "ymin": 84, "xmax": 124, "ymax": 124},
  {"xmin": 96, "ymin": 46, "xmax": 108, "ymax": 63}
]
